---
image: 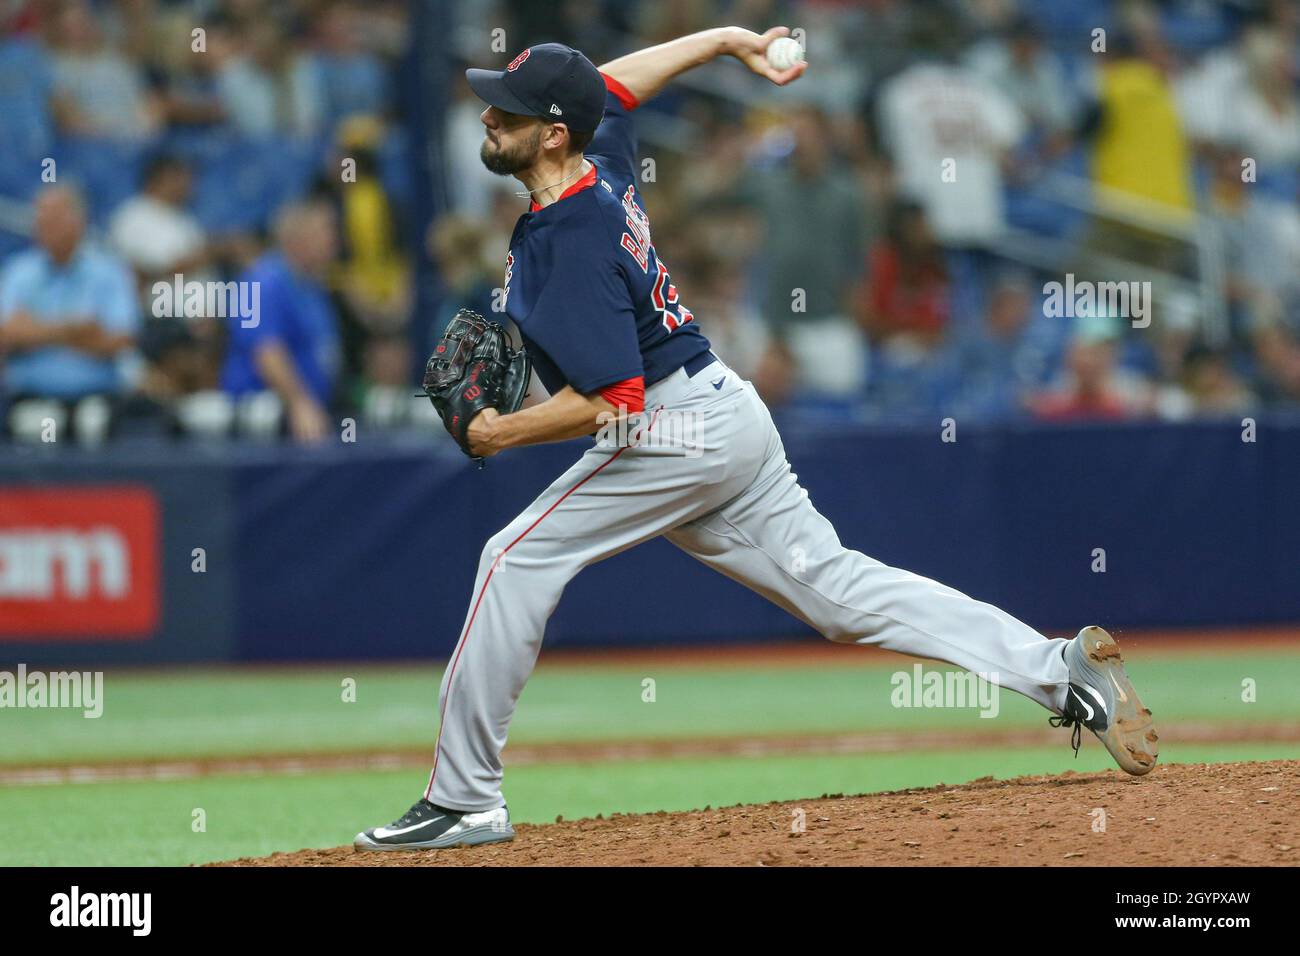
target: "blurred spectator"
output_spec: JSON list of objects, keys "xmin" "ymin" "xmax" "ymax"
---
[
  {"xmin": 1200, "ymin": 145, "xmax": 1296, "ymax": 333},
  {"xmin": 1029, "ymin": 314, "xmax": 1153, "ymax": 421},
  {"xmin": 312, "ymin": 116, "xmax": 411, "ymax": 397},
  {"xmin": 356, "ymin": 331, "xmax": 414, "ymax": 428},
  {"xmin": 634, "ymin": 0, "xmax": 718, "ymax": 46},
  {"xmin": 1250, "ymin": 255, "xmax": 1300, "ymax": 402},
  {"xmin": 215, "ymin": 19, "xmax": 323, "ymax": 138},
  {"xmin": 857, "ymin": 0, "xmax": 919, "ymax": 86},
  {"xmin": 750, "ymin": 338, "xmax": 798, "ymax": 410},
  {"xmin": 329, "ymin": 116, "xmax": 410, "ymax": 336},
  {"xmin": 109, "ymin": 153, "xmax": 227, "ymax": 407},
  {"xmin": 1179, "ymin": 23, "xmax": 1300, "ymax": 171},
  {"xmin": 0, "ymin": 32, "xmax": 56, "ymax": 158},
  {"xmin": 426, "ymin": 213, "xmax": 498, "ymax": 348},
  {"xmin": 504, "ymin": 0, "xmax": 625, "ymax": 57},
  {"xmin": 876, "ymin": 53, "xmax": 1024, "ymax": 248},
  {"xmin": 0, "ymin": 0, "xmax": 1293, "ymax": 437},
  {"xmin": 946, "ymin": 270, "xmax": 1052, "ymax": 420},
  {"xmin": 1197, "ymin": 145, "xmax": 1300, "ymax": 403},
  {"xmin": 138, "ymin": 12, "xmax": 228, "ymax": 130},
  {"xmin": 221, "ymin": 200, "xmax": 340, "ymax": 443},
  {"xmin": 109, "ymin": 154, "xmax": 209, "ymax": 284},
  {"xmin": 1142, "ymin": 289, "xmax": 1203, "ymax": 410},
  {"xmin": 686, "ymin": 256, "xmax": 771, "ymax": 385},
  {"xmin": 555, "ymin": 0, "xmax": 624, "ymax": 66},
  {"xmin": 1081, "ymin": 27, "xmax": 1193, "ymax": 222},
  {"xmin": 1227, "ymin": 26, "xmax": 1300, "ymax": 168},
  {"xmin": 856, "ymin": 200, "xmax": 950, "ymax": 353},
  {"xmin": 682, "ymin": 116, "xmax": 754, "ymax": 210},
  {"xmin": 0, "ymin": 185, "xmax": 139, "ymax": 400},
  {"xmin": 48, "ymin": 0, "xmax": 160, "ymax": 141},
  {"xmin": 751, "ymin": 105, "xmax": 870, "ymax": 395},
  {"xmin": 312, "ymin": 1, "xmax": 389, "ymax": 129},
  {"xmin": 135, "ymin": 311, "xmax": 219, "ymax": 409},
  {"xmin": 1180, "ymin": 345, "xmax": 1254, "ymax": 416},
  {"xmin": 965, "ymin": 14, "xmax": 1079, "ymax": 160}
]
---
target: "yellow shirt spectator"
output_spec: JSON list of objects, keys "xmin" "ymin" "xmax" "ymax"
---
[{"xmin": 1092, "ymin": 58, "xmax": 1194, "ymax": 220}]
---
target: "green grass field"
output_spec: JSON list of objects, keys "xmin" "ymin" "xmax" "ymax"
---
[{"xmin": 2, "ymin": 645, "xmax": 1297, "ymax": 866}]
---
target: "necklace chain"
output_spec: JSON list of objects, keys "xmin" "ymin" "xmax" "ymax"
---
[{"xmin": 516, "ymin": 159, "xmax": 590, "ymax": 200}]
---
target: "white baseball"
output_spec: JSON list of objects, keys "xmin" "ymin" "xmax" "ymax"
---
[{"xmin": 766, "ymin": 36, "xmax": 804, "ymax": 71}]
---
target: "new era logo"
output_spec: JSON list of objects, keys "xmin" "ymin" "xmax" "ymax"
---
[{"xmin": 549, "ymin": 104, "xmax": 562, "ymax": 115}]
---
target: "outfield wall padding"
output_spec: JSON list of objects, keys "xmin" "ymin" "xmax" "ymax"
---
[{"xmin": 1, "ymin": 417, "xmax": 1295, "ymax": 664}]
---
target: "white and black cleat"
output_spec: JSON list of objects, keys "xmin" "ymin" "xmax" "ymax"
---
[
  {"xmin": 1051, "ymin": 625, "xmax": 1159, "ymax": 776},
  {"xmin": 354, "ymin": 799, "xmax": 515, "ymax": 851}
]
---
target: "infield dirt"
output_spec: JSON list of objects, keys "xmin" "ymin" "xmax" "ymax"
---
[{"xmin": 218, "ymin": 759, "xmax": 1298, "ymax": 867}]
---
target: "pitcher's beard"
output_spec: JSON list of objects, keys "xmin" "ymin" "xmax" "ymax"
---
[{"xmin": 480, "ymin": 128, "xmax": 542, "ymax": 176}]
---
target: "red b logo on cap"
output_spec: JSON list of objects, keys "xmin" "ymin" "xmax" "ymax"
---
[{"xmin": 507, "ymin": 49, "xmax": 530, "ymax": 72}]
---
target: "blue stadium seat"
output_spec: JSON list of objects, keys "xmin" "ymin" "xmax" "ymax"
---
[
  {"xmin": 1255, "ymin": 169, "xmax": 1299, "ymax": 203},
  {"xmin": 188, "ymin": 134, "xmax": 323, "ymax": 234},
  {"xmin": 1028, "ymin": 0, "xmax": 1114, "ymax": 49},
  {"xmin": 50, "ymin": 137, "xmax": 146, "ymax": 225},
  {"xmin": 0, "ymin": 144, "xmax": 43, "ymax": 203},
  {"xmin": 1159, "ymin": 3, "xmax": 1235, "ymax": 54}
]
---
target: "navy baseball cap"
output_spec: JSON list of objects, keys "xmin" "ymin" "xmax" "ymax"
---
[{"xmin": 466, "ymin": 43, "xmax": 606, "ymax": 133}]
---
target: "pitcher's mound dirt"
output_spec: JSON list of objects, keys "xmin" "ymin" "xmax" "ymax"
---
[{"xmin": 218, "ymin": 760, "xmax": 1299, "ymax": 867}]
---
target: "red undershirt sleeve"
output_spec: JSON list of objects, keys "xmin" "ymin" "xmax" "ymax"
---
[
  {"xmin": 597, "ymin": 375, "xmax": 645, "ymax": 414},
  {"xmin": 601, "ymin": 73, "xmax": 639, "ymax": 111}
]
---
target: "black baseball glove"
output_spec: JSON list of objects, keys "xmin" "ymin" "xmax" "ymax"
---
[{"xmin": 420, "ymin": 309, "xmax": 531, "ymax": 464}]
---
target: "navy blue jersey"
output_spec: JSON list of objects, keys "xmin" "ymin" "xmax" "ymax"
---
[{"xmin": 499, "ymin": 83, "xmax": 711, "ymax": 396}]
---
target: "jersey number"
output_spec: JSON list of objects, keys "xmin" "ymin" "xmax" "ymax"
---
[{"xmin": 651, "ymin": 257, "xmax": 694, "ymax": 333}]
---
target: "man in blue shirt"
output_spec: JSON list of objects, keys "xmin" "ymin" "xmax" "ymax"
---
[
  {"xmin": 356, "ymin": 28, "xmax": 1158, "ymax": 853},
  {"xmin": 0, "ymin": 185, "xmax": 139, "ymax": 400},
  {"xmin": 221, "ymin": 200, "xmax": 341, "ymax": 443}
]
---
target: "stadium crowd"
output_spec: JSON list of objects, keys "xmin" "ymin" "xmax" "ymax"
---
[{"xmin": 0, "ymin": 0, "xmax": 1298, "ymax": 443}]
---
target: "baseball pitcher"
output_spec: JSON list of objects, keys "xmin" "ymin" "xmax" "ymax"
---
[{"xmin": 355, "ymin": 26, "xmax": 1158, "ymax": 851}]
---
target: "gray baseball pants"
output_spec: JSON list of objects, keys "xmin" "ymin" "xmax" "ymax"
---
[{"xmin": 424, "ymin": 358, "xmax": 1071, "ymax": 811}]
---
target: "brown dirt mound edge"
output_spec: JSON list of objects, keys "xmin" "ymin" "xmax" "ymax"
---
[{"xmin": 211, "ymin": 760, "xmax": 1300, "ymax": 867}]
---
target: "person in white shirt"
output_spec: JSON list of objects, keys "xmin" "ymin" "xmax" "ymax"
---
[
  {"xmin": 1178, "ymin": 24, "xmax": 1300, "ymax": 171},
  {"xmin": 214, "ymin": 20, "xmax": 323, "ymax": 139},
  {"xmin": 877, "ymin": 57, "xmax": 1025, "ymax": 249},
  {"xmin": 109, "ymin": 154, "xmax": 209, "ymax": 283},
  {"xmin": 109, "ymin": 156, "xmax": 220, "ymax": 403},
  {"xmin": 49, "ymin": 1, "xmax": 159, "ymax": 141},
  {"xmin": 965, "ymin": 15, "xmax": 1079, "ymax": 149}
]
